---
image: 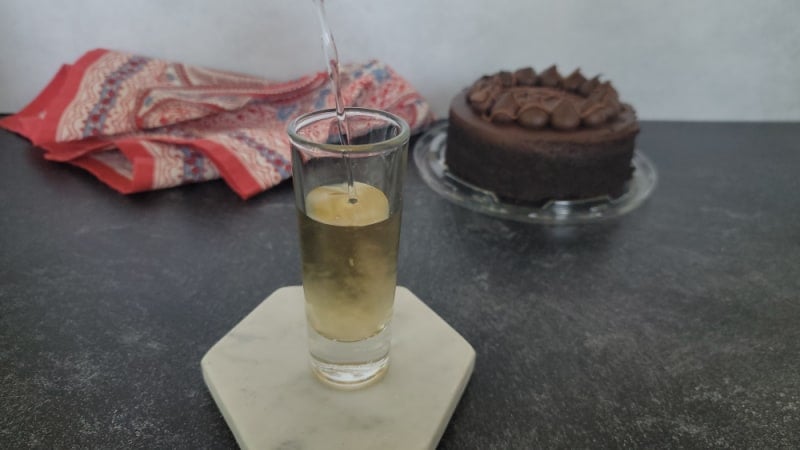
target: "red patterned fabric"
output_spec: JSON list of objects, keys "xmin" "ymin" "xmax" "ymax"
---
[{"xmin": 0, "ymin": 49, "xmax": 434, "ymax": 199}]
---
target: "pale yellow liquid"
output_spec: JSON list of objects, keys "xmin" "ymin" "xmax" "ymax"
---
[{"xmin": 299, "ymin": 182, "xmax": 400, "ymax": 342}]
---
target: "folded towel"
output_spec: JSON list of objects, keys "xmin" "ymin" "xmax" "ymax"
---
[{"xmin": 0, "ymin": 49, "xmax": 434, "ymax": 199}]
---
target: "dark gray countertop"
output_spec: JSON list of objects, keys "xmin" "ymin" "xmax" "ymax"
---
[{"xmin": 1, "ymin": 121, "xmax": 799, "ymax": 448}]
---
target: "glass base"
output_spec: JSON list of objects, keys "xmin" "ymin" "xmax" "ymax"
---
[{"xmin": 308, "ymin": 323, "xmax": 391, "ymax": 389}]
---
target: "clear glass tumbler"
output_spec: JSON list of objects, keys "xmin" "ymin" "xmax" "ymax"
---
[{"xmin": 287, "ymin": 108, "xmax": 410, "ymax": 388}]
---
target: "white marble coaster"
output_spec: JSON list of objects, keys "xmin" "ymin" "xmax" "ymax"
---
[{"xmin": 201, "ymin": 286, "xmax": 475, "ymax": 450}]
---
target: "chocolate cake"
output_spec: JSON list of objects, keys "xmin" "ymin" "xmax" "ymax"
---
[{"xmin": 446, "ymin": 66, "xmax": 639, "ymax": 204}]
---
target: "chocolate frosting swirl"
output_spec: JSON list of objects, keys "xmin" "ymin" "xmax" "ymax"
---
[
  {"xmin": 513, "ymin": 67, "xmax": 536, "ymax": 86},
  {"xmin": 551, "ymin": 100, "xmax": 581, "ymax": 130},
  {"xmin": 465, "ymin": 66, "xmax": 628, "ymax": 131},
  {"xmin": 538, "ymin": 65, "xmax": 562, "ymax": 88}
]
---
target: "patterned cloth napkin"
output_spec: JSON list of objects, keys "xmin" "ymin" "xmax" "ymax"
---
[{"xmin": 0, "ymin": 49, "xmax": 434, "ymax": 199}]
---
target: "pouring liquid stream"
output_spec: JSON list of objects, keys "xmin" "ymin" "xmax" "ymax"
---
[{"xmin": 313, "ymin": 0, "xmax": 358, "ymax": 204}]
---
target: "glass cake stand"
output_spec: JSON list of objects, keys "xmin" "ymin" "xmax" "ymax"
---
[{"xmin": 413, "ymin": 120, "xmax": 657, "ymax": 225}]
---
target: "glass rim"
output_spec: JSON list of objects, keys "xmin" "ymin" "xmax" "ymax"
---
[{"xmin": 287, "ymin": 107, "xmax": 410, "ymax": 155}]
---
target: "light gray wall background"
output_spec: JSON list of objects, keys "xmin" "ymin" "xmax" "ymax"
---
[{"xmin": 1, "ymin": 0, "xmax": 798, "ymax": 121}]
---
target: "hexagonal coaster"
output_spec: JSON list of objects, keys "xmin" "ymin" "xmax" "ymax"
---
[{"xmin": 201, "ymin": 286, "xmax": 475, "ymax": 450}]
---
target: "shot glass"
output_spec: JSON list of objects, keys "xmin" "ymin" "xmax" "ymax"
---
[{"xmin": 287, "ymin": 108, "xmax": 410, "ymax": 388}]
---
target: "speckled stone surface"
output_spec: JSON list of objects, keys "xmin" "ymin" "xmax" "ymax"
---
[
  {"xmin": 1, "ymin": 122, "xmax": 799, "ymax": 448},
  {"xmin": 201, "ymin": 286, "xmax": 475, "ymax": 450}
]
